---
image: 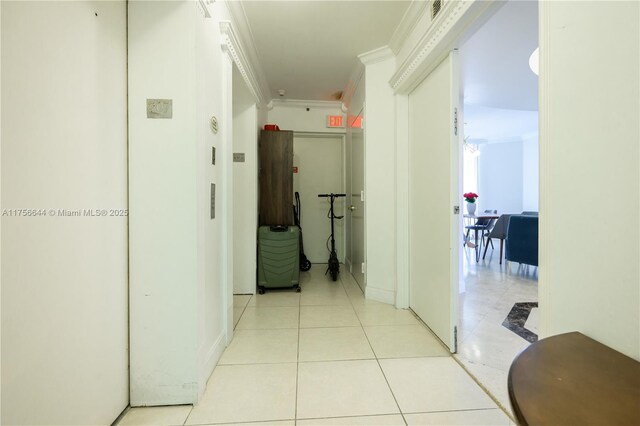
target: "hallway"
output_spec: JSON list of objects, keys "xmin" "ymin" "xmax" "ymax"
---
[{"xmin": 119, "ymin": 268, "xmax": 511, "ymax": 426}]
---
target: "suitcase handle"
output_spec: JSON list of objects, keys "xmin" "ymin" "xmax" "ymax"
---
[{"xmin": 269, "ymin": 225, "xmax": 289, "ymax": 232}]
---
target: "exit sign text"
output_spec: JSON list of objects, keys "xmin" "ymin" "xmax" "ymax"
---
[{"xmin": 327, "ymin": 115, "xmax": 345, "ymax": 128}]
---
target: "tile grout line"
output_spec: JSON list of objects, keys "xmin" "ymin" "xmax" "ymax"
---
[
  {"xmin": 182, "ymin": 405, "xmax": 195, "ymax": 426},
  {"xmin": 342, "ymin": 272, "xmax": 407, "ymax": 424},
  {"xmin": 294, "ymin": 283, "xmax": 302, "ymax": 425}
]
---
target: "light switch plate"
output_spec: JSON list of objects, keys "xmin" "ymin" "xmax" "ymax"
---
[
  {"xmin": 210, "ymin": 183, "xmax": 216, "ymax": 219},
  {"xmin": 233, "ymin": 153, "xmax": 245, "ymax": 162}
]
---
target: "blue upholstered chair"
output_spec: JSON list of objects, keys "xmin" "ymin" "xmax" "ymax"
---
[{"xmin": 505, "ymin": 215, "xmax": 539, "ymax": 267}]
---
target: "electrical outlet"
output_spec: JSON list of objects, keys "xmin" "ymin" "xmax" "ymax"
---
[{"xmin": 233, "ymin": 153, "xmax": 245, "ymax": 162}]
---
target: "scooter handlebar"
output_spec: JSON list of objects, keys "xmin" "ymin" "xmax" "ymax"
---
[{"xmin": 318, "ymin": 193, "xmax": 347, "ymax": 198}]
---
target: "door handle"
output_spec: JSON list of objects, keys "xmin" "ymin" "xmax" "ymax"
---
[{"xmin": 348, "ymin": 205, "xmax": 356, "ymax": 211}]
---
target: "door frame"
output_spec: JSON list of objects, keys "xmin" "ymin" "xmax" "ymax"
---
[
  {"xmin": 393, "ymin": 1, "xmax": 505, "ymax": 312},
  {"xmin": 293, "ymin": 131, "xmax": 347, "ymax": 264},
  {"xmin": 220, "ymin": 20, "xmax": 268, "ymax": 345}
]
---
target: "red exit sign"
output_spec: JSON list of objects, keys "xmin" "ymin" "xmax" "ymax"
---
[{"xmin": 327, "ymin": 115, "xmax": 345, "ymax": 128}]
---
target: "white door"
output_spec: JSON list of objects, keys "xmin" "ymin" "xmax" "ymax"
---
[
  {"xmin": 349, "ymin": 109, "xmax": 366, "ymax": 290},
  {"xmin": 408, "ymin": 51, "xmax": 461, "ymax": 352},
  {"xmin": 293, "ymin": 135, "xmax": 345, "ymax": 263}
]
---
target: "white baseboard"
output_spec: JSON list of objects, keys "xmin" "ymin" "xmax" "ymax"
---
[
  {"xmin": 365, "ymin": 286, "xmax": 395, "ymax": 305},
  {"xmin": 345, "ymin": 257, "xmax": 353, "ymax": 273},
  {"xmin": 198, "ymin": 331, "xmax": 226, "ymax": 400}
]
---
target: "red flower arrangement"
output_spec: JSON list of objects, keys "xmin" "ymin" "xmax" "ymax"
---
[{"xmin": 463, "ymin": 192, "xmax": 479, "ymax": 203}]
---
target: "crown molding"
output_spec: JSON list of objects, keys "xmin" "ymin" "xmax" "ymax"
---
[
  {"xmin": 196, "ymin": 0, "xmax": 215, "ymax": 18},
  {"xmin": 220, "ymin": 2, "xmax": 271, "ymax": 104},
  {"xmin": 390, "ymin": 0, "xmax": 499, "ymax": 95},
  {"xmin": 358, "ymin": 46, "xmax": 395, "ymax": 66},
  {"xmin": 268, "ymin": 99, "xmax": 343, "ymax": 110},
  {"xmin": 388, "ymin": 0, "xmax": 430, "ymax": 54},
  {"xmin": 341, "ymin": 62, "xmax": 365, "ymax": 111}
]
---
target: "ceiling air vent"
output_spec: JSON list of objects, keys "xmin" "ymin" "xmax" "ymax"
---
[{"xmin": 432, "ymin": 0, "xmax": 442, "ymax": 19}]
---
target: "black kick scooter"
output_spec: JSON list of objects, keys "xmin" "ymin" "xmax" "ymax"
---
[{"xmin": 318, "ymin": 193, "xmax": 346, "ymax": 281}]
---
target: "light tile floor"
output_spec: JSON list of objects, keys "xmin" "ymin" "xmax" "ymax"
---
[
  {"xmin": 119, "ymin": 267, "xmax": 512, "ymax": 426},
  {"xmin": 456, "ymin": 246, "xmax": 539, "ymax": 415}
]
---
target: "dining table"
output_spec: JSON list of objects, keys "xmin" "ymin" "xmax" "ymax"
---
[{"xmin": 463, "ymin": 212, "xmax": 500, "ymax": 262}]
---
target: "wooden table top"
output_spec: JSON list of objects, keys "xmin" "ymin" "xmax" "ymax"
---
[{"xmin": 508, "ymin": 332, "xmax": 640, "ymax": 426}]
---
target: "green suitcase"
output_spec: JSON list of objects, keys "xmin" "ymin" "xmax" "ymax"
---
[{"xmin": 257, "ymin": 226, "xmax": 301, "ymax": 294}]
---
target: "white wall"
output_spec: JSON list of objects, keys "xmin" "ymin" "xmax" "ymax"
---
[
  {"xmin": 540, "ymin": 1, "xmax": 639, "ymax": 360},
  {"xmin": 477, "ymin": 140, "xmax": 524, "ymax": 214},
  {"xmin": 1, "ymin": 1, "xmax": 129, "ymax": 424},
  {"xmin": 233, "ymin": 66, "xmax": 258, "ymax": 294},
  {"xmin": 362, "ymin": 54, "xmax": 397, "ymax": 304},
  {"xmin": 522, "ymin": 132, "xmax": 539, "ymax": 211},
  {"xmin": 267, "ymin": 102, "xmax": 345, "ymax": 134},
  {"xmin": 128, "ymin": 0, "xmax": 231, "ymax": 405}
]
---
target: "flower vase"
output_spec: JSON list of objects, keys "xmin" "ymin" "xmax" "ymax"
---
[{"xmin": 466, "ymin": 202, "xmax": 476, "ymax": 215}]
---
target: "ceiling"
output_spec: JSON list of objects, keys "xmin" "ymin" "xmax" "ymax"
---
[
  {"xmin": 242, "ymin": 1, "xmax": 411, "ymax": 101},
  {"xmin": 460, "ymin": 0, "xmax": 538, "ymax": 112}
]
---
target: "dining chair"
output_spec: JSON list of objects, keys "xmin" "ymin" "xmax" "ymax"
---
[
  {"xmin": 465, "ymin": 209, "xmax": 497, "ymax": 262},
  {"xmin": 482, "ymin": 213, "xmax": 512, "ymax": 264}
]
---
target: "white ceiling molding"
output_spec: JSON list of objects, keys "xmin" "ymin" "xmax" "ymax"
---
[
  {"xmin": 341, "ymin": 63, "xmax": 365, "ymax": 111},
  {"xmin": 196, "ymin": 0, "xmax": 215, "ymax": 18},
  {"xmin": 219, "ymin": 21, "xmax": 268, "ymax": 105},
  {"xmin": 388, "ymin": 1, "xmax": 429, "ymax": 54},
  {"xmin": 359, "ymin": 46, "xmax": 395, "ymax": 66},
  {"xmin": 269, "ymin": 99, "xmax": 343, "ymax": 110},
  {"xmin": 390, "ymin": 0, "xmax": 499, "ymax": 95},
  {"xmin": 221, "ymin": 2, "xmax": 271, "ymax": 105}
]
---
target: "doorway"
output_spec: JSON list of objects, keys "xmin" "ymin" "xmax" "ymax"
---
[
  {"xmin": 293, "ymin": 134, "xmax": 346, "ymax": 265},
  {"xmin": 347, "ymin": 108, "xmax": 366, "ymax": 291},
  {"xmin": 231, "ymin": 63, "xmax": 259, "ymax": 326},
  {"xmin": 456, "ymin": 0, "xmax": 540, "ymax": 413}
]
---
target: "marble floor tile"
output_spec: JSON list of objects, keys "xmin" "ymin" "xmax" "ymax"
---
[
  {"xmin": 300, "ymin": 287, "xmax": 351, "ymax": 306},
  {"xmin": 404, "ymin": 409, "xmax": 510, "ymax": 425},
  {"xmin": 300, "ymin": 305, "xmax": 360, "ymax": 328},
  {"xmin": 233, "ymin": 307, "xmax": 245, "ymax": 328},
  {"xmin": 118, "ymin": 405, "xmax": 192, "ymax": 426},
  {"xmin": 297, "ymin": 360, "xmax": 399, "ymax": 419},
  {"xmin": 185, "ymin": 363, "xmax": 297, "ymax": 425},
  {"xmin": 211, "ymin": 422, "xmax": 294, "ymax": 426},
  {"xmin": 525, "ymin": 307, "xmax": 539, "ymax": 334},
  {"xmin": 454, "ymin": 356, "xmax": 513, "ymax": 416},
  {"xmin": 457, "ymin": 320, "xmax": 529, "ymax": 371},
  {"xmin": 235, "ymin": 307, "xmax": 299, "ymax": 330},
  {"xmin": 458, "ymin": 253, "xmax": 538, "ymax": 410},
  {"xmin": 297, "ymin": 414, "xmax": 405, "ymax": 425},
  {"xmin": 379, "ymin": 357, "xmax": 496, "ymax": 414},
  {"xmin": 234, "ymin": 294, "xmax": 253, "ymax": 308},
  {"xmin": 246, "ymin": 292, "xmax": 301, "ymax": 307},
  {"xmin": 364, "ymin": 325, "xmax": 449, "ymax": 358},
  {"xmin": 299, "ymin": 327, "xmax": 374, "ymax": 362},
  {"xmin": 355, "ymin": 304, "xmax": 420, "ymax": 326},
  {"xmin": 219, "ymin": 329, "xmax": 298, "ymax": 365}
]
